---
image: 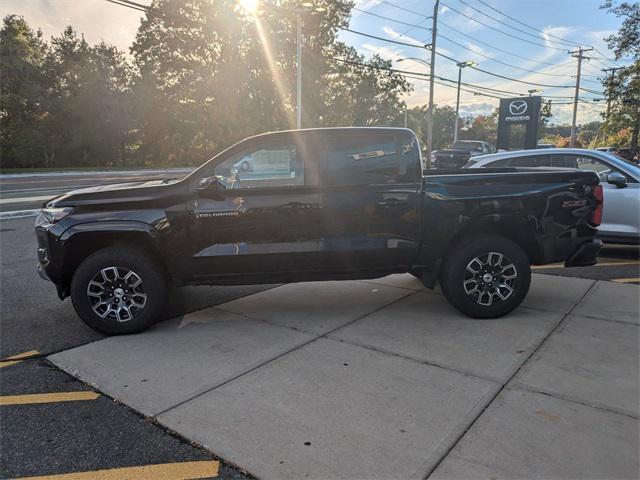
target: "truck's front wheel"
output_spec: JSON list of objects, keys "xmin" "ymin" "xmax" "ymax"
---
[
  {"xmin": 440, "ymin": 235, "xmax": 531, "ymax": 318},
  {"xmin": 70, "ymin": 246, "xmax": 168, "ymax": 335}
]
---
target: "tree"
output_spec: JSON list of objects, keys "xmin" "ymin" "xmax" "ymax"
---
[
  {"xmin": 404, "ymin": 105, "xmax": 456, "ymax": 149},
  {"xmin": 131, "ymin": 0, "xmax": 410, "ymax": 165},
  {"xmin": 601, "ymin": 1, "xmax": 640, "ymax": 147},
  {"xmin": 0, "ymin": 15, "xmax": 49, "ymax": 168},
  {"xmin": 460, "ymin": 110, "xmax": 498, "ymax": 146},
  {"xmin": 601, "ymin": 1, "xmax": 640, "ymax": 59},
  {"xmin": 43, "ymin": 27, "xmax": 134, "ymax": 167}
]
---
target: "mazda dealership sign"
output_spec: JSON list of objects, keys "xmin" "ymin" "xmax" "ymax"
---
[{"xmin": 497, "ymin": 96, "xmax": 542, "ymax": 150}]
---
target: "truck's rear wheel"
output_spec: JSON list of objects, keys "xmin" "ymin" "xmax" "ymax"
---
[
  {"xmin": 440, "ymin": 235, "xmax": 531, "ymax": 318},
  {"xmin": 70, "ymin": 247, "xmax": 168, "ymax": 335}
]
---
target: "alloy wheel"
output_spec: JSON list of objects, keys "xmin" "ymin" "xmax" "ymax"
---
[
  {"xmin": 463, "ymin": 252, "xmax": 518, "ymax": 306},
  {"xmin": 86, "ymin": 266, "xmax": 147, "ymax": 322}
]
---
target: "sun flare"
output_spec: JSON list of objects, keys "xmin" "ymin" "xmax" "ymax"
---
[{"xmin": 238, "ymin": 0, "xmax": 259, "ymax": 14}]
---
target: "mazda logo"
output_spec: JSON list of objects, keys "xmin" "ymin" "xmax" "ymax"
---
[{"xmin": 509, "ymin": 100, "xmax": 528, "ymax": 115}]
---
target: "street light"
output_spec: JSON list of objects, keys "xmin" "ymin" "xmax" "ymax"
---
[
  {"xmin": 454, "ymin": 61, "xmax": 476, "ymax": 143},
  {"xmin": 396, "ymin": 57, "xmax": 431, "ymax": 68},
  {"xmin": 294, "ymin": 2, "xmax": 325, "ymax": 129},
  {"xmin": 528, "ymin": 88, "xmax": 543, "ymax": 97}
]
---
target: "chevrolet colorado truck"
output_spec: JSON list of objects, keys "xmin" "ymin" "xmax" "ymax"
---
[{"xmin": 36, "ymin": 128, "xmax": 602, "ymax": 334}]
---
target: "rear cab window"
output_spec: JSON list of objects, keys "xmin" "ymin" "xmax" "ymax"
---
[{"xmin": 324, "ymin": 130, "xmax": 421, "ymax": 186}]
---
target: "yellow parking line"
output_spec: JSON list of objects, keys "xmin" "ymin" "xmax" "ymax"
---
[
  {"xmin": 0, "ymin": 349, "xmax": 40, "ymax": 369},
  {"xmin": 0, "ymin": 391, "xmax": 100, "ymax": 406},
  {"xmin": 14, "ymin": 460, "xmax": 220, "ymax": 479},
  {"xmin": 532, "ymin": 260, "xmax": 640, "ymax": 270},
  {"xmin": 611, "ymin": 277, "xmax": 640, "ymax": 284}
]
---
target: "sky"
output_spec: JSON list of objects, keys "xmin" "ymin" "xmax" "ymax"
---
[{"xmin": 1, "ymin": 0, "xmax": 631, "ymax": 125}]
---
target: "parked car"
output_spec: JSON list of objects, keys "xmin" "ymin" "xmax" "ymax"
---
[
  {"xmin": 466, "ymin": 148, "xmax": 639, "ymax": 244},
  {"xmin": 596, "ymin": 147, "xmax": 640, "ymax": 165},
  {"xmin": 36, "ymin": 128, "xmax": 602, "ymax": 334},
  {"xmin": 432, "ymin": 140, "xmax": 495, "ymax": 169},
  {"xmin": 616, "ymin": 148, "xmax": 639, "ymax": 165}
]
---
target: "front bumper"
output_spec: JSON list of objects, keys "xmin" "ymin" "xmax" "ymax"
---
[{"xmin": 564, "ymin": 238, "xmax": 602, "ymax": 267}]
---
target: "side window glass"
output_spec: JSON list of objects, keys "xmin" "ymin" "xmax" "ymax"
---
[
  {"xmin": 213, "ymin": 144, "xmax": 303, "ymax": 189},
  {"xmin": 488, "ymin": 158, "xmax": 510, "ymax": 167},
  {"xmin": 326, "ymin": 134, "xmax": 416, "ymax": 186},
  {"xmin": 575, "ymin": 155, "xmax": 610, "ymax": 174},
  {"xmin": 550, "ymin": 155, "xmax": 578, "ymax": 168},
  {"xmin": 510, "ymin": 155, "xmax": 550, "ymax": 167},
  {"xmin": 574, "ymin": 155, "xmax": 634, "ymax": 182}
]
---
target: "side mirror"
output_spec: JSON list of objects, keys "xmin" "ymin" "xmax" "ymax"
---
[
  {"xmin": 196, "ymin": 176, "xmax": 225, "ymax": 198},
  {"xmin": 606, "ymin": 171, "xmax": 627, "ymax": 188}
]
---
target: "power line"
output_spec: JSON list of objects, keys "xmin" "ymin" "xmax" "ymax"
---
[
  {"xmin": 472, "ymin": 0, "xmax": 581, "ymax": 46},
  {"xmin": 440, "ymin": 0, "xmax": 567, "ymax": 51},
  {"xmin": 104, "ymin": 0, "xmax": 148, "ymax": 12},
  {"xmin": 330, "ymin": 56, "xmax": 524, "ymax": 97},
  {"xmin": 437, "ymin": 32, "xmax": 577, "ymax": 78},
  {"xmin": 344, "ymin": 27, "xmax": 585, "ymax": 91},
  {"xmin": 438, "ymin": 20, "xmax": 560, "ymax": 67},
  {"xmin": 352, "ymin": 7, "xmax": 432, "ymax": 33},
  {"xmin": 378, "ymin": 0, "xmax": 429, "ymax": 18},
  {"xmin": 453, "ymin": 0, "xmax": 576, "ymax": 49},
  {"xmin": 432, "ymin": 47, "xmax": 576, "ymax": 88},
  {"xmin": 470, "ymin": 0, "xmax": 617, "ymax": 67},
  {"xmin": 343, "ymin": 28, "xmax": 429, "ymax": 49}
]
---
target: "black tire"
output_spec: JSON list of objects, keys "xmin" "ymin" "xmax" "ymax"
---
[
  {"xmin": 70, "ymin": 246, "xmax": 168, "ymax": 335},
  {"xmin": 440, "ymin": 235, "xmax": 531, "ymax": 319}
]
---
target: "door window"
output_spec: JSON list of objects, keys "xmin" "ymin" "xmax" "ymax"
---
[
  {"xmin": 509, "ymin": 155, "xmax": 550, "ymax": 167},
  {"xmin": 550, "ymin": 155, "xmax": 578, "ymax": 168},
  {"xmin": 568, "ymin": 155, "xmax": 635, "ymax": 182},
  {"xmin": 213, "ymin": 144, "xmax": 304, "ymax": 189},
  {"xmin": 325, "ymin": 133, "xmax": 418, "ymax": 186}
]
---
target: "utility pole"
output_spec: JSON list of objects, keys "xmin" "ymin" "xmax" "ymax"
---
[
  {"xmin": 296, "ymin": 11, "xmax": 302, "ymax": 129},
  {"xmin": 602, "ymin": 67, "xmax": 622, "ymax": 119},
  {"xmin": 425, "ymin": 0, "xmax": 439, "ymax": 168},
  {"xmin": 453, "ymin": 61, "xmax": 475, "ymax": 143},
  {"xmin": 569, "ymin": 47, "xmax": 593, "ymax": 148}
]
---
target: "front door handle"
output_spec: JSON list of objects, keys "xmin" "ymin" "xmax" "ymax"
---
[{"xmin": 377, "ymin": 198, "xmax": 408, "ymax": 207}]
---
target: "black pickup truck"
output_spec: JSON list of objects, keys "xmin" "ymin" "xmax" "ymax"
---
[
  {"xmin": 36, "ymin": 128, "xmax": 602, "ymax": 334},
  {"xmin": 433, "ymin": 140, "xmax": 495, "ymax": 169}
]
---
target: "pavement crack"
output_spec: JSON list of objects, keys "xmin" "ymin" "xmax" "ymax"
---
[
  {"xmin": 153, "ymin": 290, "xmax": 417, "ymax": 418},
  {"xmin": 421, "ymin": 280, "xmax": 600, "ymax": 479}
]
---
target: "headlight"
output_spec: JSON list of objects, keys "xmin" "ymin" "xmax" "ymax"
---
[{"xmin": 41, "ymin": 207, "xmax": 74, "ymax": 223}]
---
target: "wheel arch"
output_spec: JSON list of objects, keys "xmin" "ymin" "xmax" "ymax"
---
[
  {"xmin": 444, "ymin": 217, "xmax": 543, "ymax": 266},
  {"xmin": 57, "ymin": 221, "xmax": 168, "ymax": 298}
]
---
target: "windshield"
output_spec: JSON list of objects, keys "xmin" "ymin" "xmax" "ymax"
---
[
  {"xmin": 599, "ymin": 152, "xmax": 640, "ymax": 177},
  {"xmin": 453, "ymin": 141, "xmax": 482, "ymax": 152}
]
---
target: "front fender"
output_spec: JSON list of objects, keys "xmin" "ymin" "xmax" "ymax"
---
[{"xmin": 49, "ymin": 220, "xmax": 163, "ymax": 299}]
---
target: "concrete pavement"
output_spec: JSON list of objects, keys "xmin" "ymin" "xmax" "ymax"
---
[{"xmin": 49, "ymin": 273, "xmax": 639, "ymax": 479}]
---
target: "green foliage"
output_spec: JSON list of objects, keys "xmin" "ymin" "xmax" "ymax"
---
[
  {"xmin": 460, "ymin": 110, "xmax": 498, "ymax": 145},
  {"xmin": 405, "ymin": 105, "xmax": 456, "ymax": 149},
  {"xmin": 0, "ymin": 15, "xmax": 49, "ymax": 168},
  {"xmin": 1, "ymin": 2, "xmax": 411, "ymax": 168},
  {"xmin": 601, "ymin": 1, "xmax": 640, "ymax": 60},
  {"xmin": 601, "ymin": 1, "xmax": 640, "ymax": 147}
]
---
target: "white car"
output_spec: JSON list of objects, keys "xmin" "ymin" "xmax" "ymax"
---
[{"xmin": 466, "ymin": 148, "xmax": 640, "ymax": 245}]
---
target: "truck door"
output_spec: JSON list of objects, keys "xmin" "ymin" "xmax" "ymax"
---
[
  {"xmin": 317, "ymin": 130, "xmax": 423, "ymax": 271},
  {"xmin": 186, "ymin": 132, "xmax": 324, "ymax": 277}
]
